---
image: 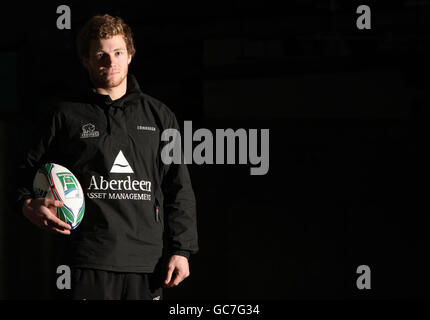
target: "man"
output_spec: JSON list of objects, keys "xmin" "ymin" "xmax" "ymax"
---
[{"xmin": 16, "ymin": 14, "xmax": 198, "ymax": 300}]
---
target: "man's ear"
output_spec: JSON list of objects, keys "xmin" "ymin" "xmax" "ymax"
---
[{"xmin": 128, "ymin": 55, "xmax": 132, "ymax": 64}]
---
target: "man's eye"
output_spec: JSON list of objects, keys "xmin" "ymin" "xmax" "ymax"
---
[
  {"xmin": 115, "ymin": 51, "xmax": 122, "ymax": 56},
  {"xmin": 96, "ymin": 53, "xmax": 104, "ymax": 58}
]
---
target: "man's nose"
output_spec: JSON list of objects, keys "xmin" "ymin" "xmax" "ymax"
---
[{"xmin": 102, "ymin": 53, "xmax": 115, "ymax": 67}]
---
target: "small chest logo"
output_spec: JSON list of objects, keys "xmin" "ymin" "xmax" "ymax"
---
[
  {"xmin": 80, "ymin": 123, "xmax": 100, "ymax": 138},
  {"xmin": 137, "ymin": 125, "xmax": 156, "ymax": 132}
]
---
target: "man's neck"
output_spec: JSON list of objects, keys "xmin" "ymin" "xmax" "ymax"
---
[{"xmin": 96, "ymin": 77, "xmax": 127, "ymax": 101}]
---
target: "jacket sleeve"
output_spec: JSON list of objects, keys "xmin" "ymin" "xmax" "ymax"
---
[
  {"xmin": 15, "ymin": 106, "xmax": 63, "ymax": 215},
  {"xmin": 160, "ymin": 112, "xmax": 199, "ymax": 258}
]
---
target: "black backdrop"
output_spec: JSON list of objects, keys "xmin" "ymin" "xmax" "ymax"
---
[{"xmin": 0, "ymin": 0, "xmax": 429, "ymax": 299}]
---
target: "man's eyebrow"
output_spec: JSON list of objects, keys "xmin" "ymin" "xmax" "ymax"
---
[{"xmin": 94, "ymin": 48, "xmax": 126, "ymax": 52}]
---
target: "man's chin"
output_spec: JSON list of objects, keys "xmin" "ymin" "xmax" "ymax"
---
[
  {"xmin": 95, "ymin": 75, "xmax": 126, "ymax": 89},
  {"xmin": 105, "ymin": 79, "xmax": 121, "ymax": 88}
]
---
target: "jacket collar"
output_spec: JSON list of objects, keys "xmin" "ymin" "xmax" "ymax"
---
[{"xmin": 90, "ymin": 74, "xmax": 142, "ymax": 108}]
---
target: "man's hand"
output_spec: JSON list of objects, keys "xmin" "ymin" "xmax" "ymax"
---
[
  {"xmin": 164, "ymin": 254, "xmax": 190, "ymax": 288},
  {"xmin": 22, "ymin": 198, "xmax": 71, "ymax": 235}
]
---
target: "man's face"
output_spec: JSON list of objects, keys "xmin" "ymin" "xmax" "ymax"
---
[{"xmin": 84, "ymin": 34, "xmax": 131, "ymax": 89}]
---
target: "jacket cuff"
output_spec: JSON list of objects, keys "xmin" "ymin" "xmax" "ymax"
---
[{"xmin": 170, "ymin": 250, "xmax": 190, "ymax": 259}]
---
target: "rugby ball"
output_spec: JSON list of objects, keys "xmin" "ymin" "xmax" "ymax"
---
[{"xmin": 33, "ymin": 163, "xmax": 85, "ymax": 230}]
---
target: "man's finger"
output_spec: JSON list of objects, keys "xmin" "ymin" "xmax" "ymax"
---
[
  {"xmin": 42, "ymin": 206, "xmax": 71, "ymax": 230},
  {"xmin": 41, "ymin": 219, "xmax": 49, "ymax": 228},
  {"xmin": 171, "ymin": 273, "xmax": 185, "ymax": 287},
  {"xmin": 48, "ymin": 226, "xmax": 71, "ymax": 235},
  {"xmin": 48, "ymin": 216, "xmax": 72, "ymax": 230},
  {"xmin": 166, "ymin": 270, "xmax": 189, "ymax": 288},
  {"xmin": 164, "ymin": 266, "xmax": 175, "ymax": 286},
  {"xmin": 44, "ymin": 199, "xmax": 63, "ymax": 208}
]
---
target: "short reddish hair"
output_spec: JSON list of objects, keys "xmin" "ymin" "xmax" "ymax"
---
[{"xmin": 76, "ymin": 14, "xmax": 136, "ymax": 63}]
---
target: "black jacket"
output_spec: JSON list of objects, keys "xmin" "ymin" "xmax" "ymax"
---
[{"xmin": 16, "ymin": 74, "xmax": 198, "ymax": 273}]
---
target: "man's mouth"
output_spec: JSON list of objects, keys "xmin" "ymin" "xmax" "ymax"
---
[{"xmin": 101, "ymin": 70, "xmax": 119, "ymax": 76}]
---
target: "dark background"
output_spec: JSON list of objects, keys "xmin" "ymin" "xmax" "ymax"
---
[{"xmin": 0, "ymin": 0, "xmax": 429, "ymax": 299}]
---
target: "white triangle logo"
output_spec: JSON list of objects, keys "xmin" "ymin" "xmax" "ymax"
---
[{"xmin": 110, "ymin": 150, "xmax": 134, "ymax": 173}]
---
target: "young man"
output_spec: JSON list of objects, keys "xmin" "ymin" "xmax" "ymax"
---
[{"xmin": 16, "ymin": 14, "xmax": 198, "ymax": 300}]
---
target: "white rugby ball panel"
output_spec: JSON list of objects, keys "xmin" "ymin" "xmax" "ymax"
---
[{"xmin": 33, "ymin": 163, "xmax": 85, "ymax": 229}]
